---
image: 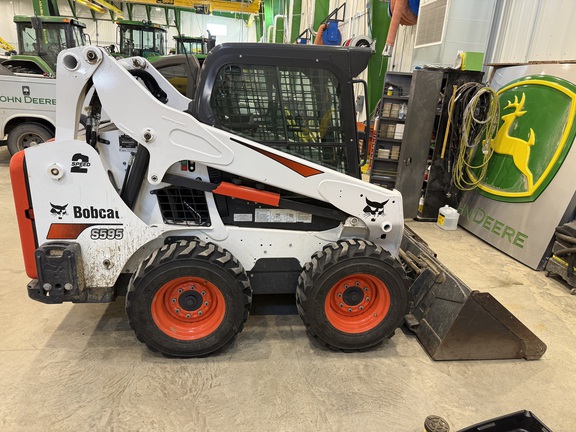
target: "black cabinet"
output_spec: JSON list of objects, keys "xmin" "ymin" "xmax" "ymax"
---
[
  {"xmin": 369, "ymin": 70, "xmax": 442, "ymax": 218},
  {"xmin": 368, "ymin": 68, "xmax": 484, "ymax": 219},
  {"xmin": 416, "ymin": 69, "xmax": 484, "ymax": 221}
]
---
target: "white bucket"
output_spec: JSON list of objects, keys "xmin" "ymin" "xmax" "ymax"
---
[{"xmin": 437, "ymin": 205, "xmax": 459, "ymax": 231}]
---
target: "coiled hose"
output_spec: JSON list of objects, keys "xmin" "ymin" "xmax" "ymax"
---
[{"xmin": 443, "ymin": 83, "xmax": 500, "ymax": 191}]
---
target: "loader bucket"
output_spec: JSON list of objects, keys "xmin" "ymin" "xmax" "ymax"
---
[{"xmin": 401, "ymin": 228, "xmax": 547, "ymax": 361}]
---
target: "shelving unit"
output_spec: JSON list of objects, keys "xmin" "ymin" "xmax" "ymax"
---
[
  {"xmin": 368, "ymin": 70, "xmax": 443, "ymax": 218},
  {"xmin": 368, "ymin": 72, "xmax": 412, "ymax": 191}
]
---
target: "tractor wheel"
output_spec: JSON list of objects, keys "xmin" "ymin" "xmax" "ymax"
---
[
  {"xmin": 296, "ymin": 239, "xmax": 409, "ymax": 351},
  {"xmin": 7, "ymin": 123, "xmax": 53, "ymax": 155},
  {"xmin": 126, "ymin": 240, "xmax": 252, "ymax": 357}
]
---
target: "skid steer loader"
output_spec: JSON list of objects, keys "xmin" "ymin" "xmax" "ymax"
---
[{"xmin": 10, "ymin": 44, "xmax": 546, "ymax": 359}]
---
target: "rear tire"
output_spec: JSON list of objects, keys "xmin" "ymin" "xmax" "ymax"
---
[
  {"xmin": 126, "ymin": 240, "xmax": 252, "ymax": 357},
  {"xmin": 296, "ymin": 239, "xmax": 409, "ymax": 351},
  {"xmin": 7, "ymin": 123, "xmax": 53, "ymax": 155}
]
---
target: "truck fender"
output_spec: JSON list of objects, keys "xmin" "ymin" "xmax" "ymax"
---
[{"xmin": 1, "ymin": 114, "xmax": 55, "ymax": 137}]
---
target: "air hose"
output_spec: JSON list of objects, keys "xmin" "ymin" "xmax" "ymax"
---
[{"xmin": 444, "ymin": 83, "xmax": 500, "ymax": 191}]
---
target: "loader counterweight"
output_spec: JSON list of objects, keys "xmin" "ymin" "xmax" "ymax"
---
[{"xmin": 10, "ymin": 151, "xmax": 37, "ymax": 279}]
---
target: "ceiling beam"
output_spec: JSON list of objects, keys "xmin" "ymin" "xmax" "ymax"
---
[
  {"xmin": 92, "ymin": 0, "xmax": 124, "ymax": 16},
  {"xmin": 75, "ymin": 0, "xmax": 106, "ymax": 14},
  {"xmin": 122, "ymin": 0, "xmax": 260, "ymax": 15}
]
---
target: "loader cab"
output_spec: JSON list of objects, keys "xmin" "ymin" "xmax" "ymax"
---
[
  {"xmin": 116, "ymin": 20, "xmax": 166, "ymax": 60},
  {"xmin": 3, "ymin": 15, "xmax": 87, "ymax": 75},
  {"xmin": 192, "ymin": 43, "xmax": 371, "ymax": 178},
  {"xmin": 152, "ymin": 54, "xmax": 200, "ymax": 99},
  {"xmin": 173, "ymin": 33, "xmax": 216, "ymax": 65}
]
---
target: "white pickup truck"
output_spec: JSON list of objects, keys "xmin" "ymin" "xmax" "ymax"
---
[{"xmin": 0, "ymin": 63, "xmax": 56, "ymax": 155}]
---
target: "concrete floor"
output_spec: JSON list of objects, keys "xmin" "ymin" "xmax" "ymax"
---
[{"xmin": 1, "ymin": 145, "xmax": 575, "ymax": 432}]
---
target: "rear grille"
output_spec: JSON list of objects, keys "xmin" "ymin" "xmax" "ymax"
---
[{"xmin": 153, "ymin": 186, "xmax": 210, "ymax": 226}]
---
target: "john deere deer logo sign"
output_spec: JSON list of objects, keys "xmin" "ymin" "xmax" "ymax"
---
[
  {"xmin": 492, "ymin": 93, "xmax": 536, "ymax": 189},
  {"xmin": 467, "ymin": 75, "xmax": 576, "ymax": 202}
]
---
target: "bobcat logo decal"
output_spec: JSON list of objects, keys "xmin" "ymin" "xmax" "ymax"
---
[
  {"xmin": 363, "ymin": 198, "xmax": 388, "ymax": 222},
  {"xmin": 50, "ymin": 203, "xmax": 68, "ymax": 219}
]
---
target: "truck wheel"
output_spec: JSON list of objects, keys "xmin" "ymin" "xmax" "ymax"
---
[
  {"xmin": 126, "ymin": 240, "xmax": 252, "ymax": 357},
  {"xmin": 7, "ymin": 123, "xmax": 53, "ymax": 155},
  {"xmin": 296, "ymin": 239, "xmax": 409, "ymax": 351}
]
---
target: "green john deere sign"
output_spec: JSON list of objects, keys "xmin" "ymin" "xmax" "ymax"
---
[{"xmin": 467, "ymin": 75, "xmax": 576, "ymax": 202}]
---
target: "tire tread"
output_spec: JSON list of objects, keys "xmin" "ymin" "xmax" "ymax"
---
[
  {"xmin": 126, "ymin": 239, "xmax": 252, "ymax": 357},
  {"xmin": 296, "ymin": 239, "xmax": 409, "ymax": 352}
]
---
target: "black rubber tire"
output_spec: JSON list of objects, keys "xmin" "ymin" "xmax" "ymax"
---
[
  {"xmin": 126, "ymin": 240, "xmax": 252, "ymax": 357},
  {"xmin": 7, "ymin": 123, "xmax": 53, "ymax": 155},
  {"xmin": 296, "ymin": 239, "xmax": 409, "ymax": 351}
]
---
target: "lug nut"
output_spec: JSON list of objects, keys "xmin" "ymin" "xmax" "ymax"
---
[
  {"xmin": 204, "ymin": 301, "xmax": 209, "ymax": 306},
  {"xmin": 186, "ymin": 314, "xmax": 191, "ymax": 318},
  {"xmin": 337, "ymin": 293, "xmax": 342, "ymax": 297},
  {"xmin": 339, "ymin": 303, "xmax": 344, "ymax": 308},
  {"xmin": 359, "ymin": 306, "xmax": 364, "ymax": 310},
  {"xmin": 364, "ymin": 287, "xmax": 369, "ymax": 291},
  {"xmin": 178, "ymin": 288, "xmax": 183, "ymax": 293},
  {"xmin": 171, "ymin": 298, "xmax": 176, "ymax": 303},
  {"xmin": 190, "ymin": 285, "xmax": 195, "ymax": 290},
  {"xmin": 201, "ymin": 291, "xmax": 206, "ymax": 296},
  {"xmin": 348, "ymin": 308, "xmax": 352, "ymax": 312},
  {"xmin": 198, "ymin": 311, "xmax": 203, "ymax": 316},
  {"xmin": 175, "ymin": 309, "xmax": 180, "ymax": 314},
  {"xmin": 344, "ymin": 284, "xmax": 348, "ymax": 288},
  {"xmin": 355, "ymin": 282, "xmax": 360, "ymax": 286},
  {"xmin": 365, "ymin": 297, "xmax": 370, "ymax": 302}
]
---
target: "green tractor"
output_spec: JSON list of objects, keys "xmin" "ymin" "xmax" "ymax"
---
[
  {"xmin": 173, "ymin": 33, "xmax": 216, "ymax": 64},
  {"xmin": 112, "ymin": 21, "xmax": 201, "ymax": 98},
  {"xmin": 114, "ymin": 19, "xmax": 167, "ymax": 61},
  {"xmin": 2, "ymin": 15, "xmax": 87, "ymax": 76}
]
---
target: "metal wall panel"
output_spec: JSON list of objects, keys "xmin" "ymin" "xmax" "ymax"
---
[
  {"xmin": 389, "ymin": 24, "xmax": 417, "ymax": 72},
  {"xmin": 489, "ymin": 0, "xmax": 576, "ymax": 64}
]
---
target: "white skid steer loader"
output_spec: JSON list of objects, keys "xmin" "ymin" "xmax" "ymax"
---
[{"xmin": 10, "ymin": 44, "xmax": 546, "ymax": 359}]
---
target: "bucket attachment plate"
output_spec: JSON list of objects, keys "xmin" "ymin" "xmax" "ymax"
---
[{"xmin": 401, "ymin": 227, "xmax": 547, "ymax": 361}]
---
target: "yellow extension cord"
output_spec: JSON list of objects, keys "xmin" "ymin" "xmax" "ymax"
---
[{"xmin": 446, "ymin": 84, "xmax": 500, "ymax": 191}]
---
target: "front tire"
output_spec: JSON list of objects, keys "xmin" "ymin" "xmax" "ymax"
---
[
  {"xmin": 126, "ymin": 240, "xmax": 252, "ymax": 357},
  {"xmin": 7, "ymin": 123, "xmax": 53, "ymax": 155},
  {"xmin": 296, "ymin": 239, "xmax": 409, "ymax": 351}
]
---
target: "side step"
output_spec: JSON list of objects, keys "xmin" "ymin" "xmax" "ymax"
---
[{"xmin": 401, "ymin": 227, "xmax": 547, "ymax": 361}]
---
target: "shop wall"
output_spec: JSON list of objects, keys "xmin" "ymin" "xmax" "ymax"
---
[
  {"xmin": 385, "ymin": 0, "xmax": 576, "ymax": 74},
  {"xmin": 488, "ymin": 0, "xmax": 576, "ymax": 64}
]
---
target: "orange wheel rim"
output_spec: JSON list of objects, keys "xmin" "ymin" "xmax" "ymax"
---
[
  {"xmin": 324, "ymin": 274, "xmax": 390, "ymax": 333},
  {"xmin": 151, "ymin": 276, "xmax": 226, "ymax": 340}
]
